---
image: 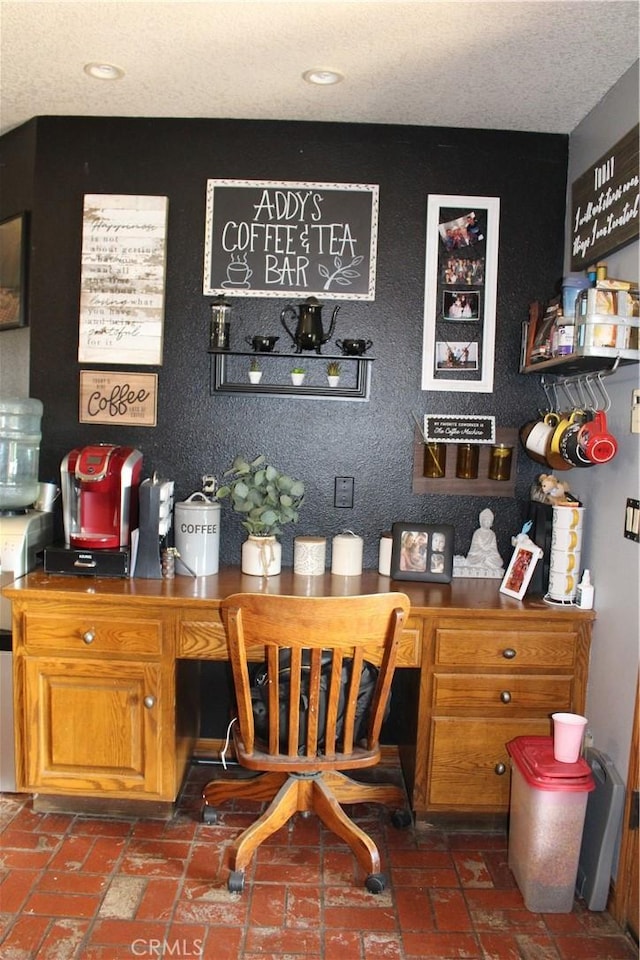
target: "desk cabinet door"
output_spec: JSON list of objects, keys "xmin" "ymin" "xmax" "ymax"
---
[{"xmin": 21, "ymin": 657, "xmax": 162, "ymax": 796}]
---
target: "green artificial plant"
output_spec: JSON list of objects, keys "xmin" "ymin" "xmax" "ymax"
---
[{"xmin": 215, "ymin": 454, "xmax": 305, "ymax": 537}]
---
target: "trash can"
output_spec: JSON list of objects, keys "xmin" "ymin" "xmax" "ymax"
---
[{"xmin": 506, "ymin": 736, "xmax": 595, "ymax": 913}]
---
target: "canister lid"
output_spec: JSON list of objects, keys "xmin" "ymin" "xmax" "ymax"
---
[{"xmin": 507, "ymin": 736, "xmax": 595, "ymax": 792}]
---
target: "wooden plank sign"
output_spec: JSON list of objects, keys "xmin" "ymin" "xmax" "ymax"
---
[
  {"xmin": 78, "ymin": 194, "xmax": 168, "ymax": 365},
  {"xmin": 203, "ymin": 179, "xmax": 378, "ymax": 299},
  {"xmin": 79, "ymin": 371, "xmax": 158, "ymax": 426},
  {"xmin": 571, "ymin": 124, "xmax": 639, "ymax": 271}
]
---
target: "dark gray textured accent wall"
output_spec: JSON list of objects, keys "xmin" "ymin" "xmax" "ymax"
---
[
  {"xmin": 2, "ymin": 117, "xmax": 567, "ymax": 735},
  {"xmin": 1, "ymin": 116, "xmax": 566, "ymax": 567}
]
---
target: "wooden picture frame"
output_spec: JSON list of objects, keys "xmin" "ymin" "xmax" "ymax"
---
[
  {"xmin": 499, "ymin": 534, "xmax": 544, "ymax": 600},
  {"xmin": 0, "ymin": 213, "xmax": 28, "ymax": 330},
  {"xmin": 390, "ymin": 521, "xmax": 454, "ymax": 583},
  {"xmin": 421, "ymin": 195, "xmax": 499, "ymax": 393}
]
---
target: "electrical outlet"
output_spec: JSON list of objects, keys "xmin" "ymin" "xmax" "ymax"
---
[{"xmin": 334, "ymin": 476, "xmax": 354, "ymax": 508}]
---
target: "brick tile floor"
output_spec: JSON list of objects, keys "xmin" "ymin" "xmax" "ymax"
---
[{"xmin": 0, "ymin": 763, "xmax": 636, "ymax": 959}]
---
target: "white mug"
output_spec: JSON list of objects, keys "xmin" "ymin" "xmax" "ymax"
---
[
  {"xmin": 547, "ymin": 569, "xmax": 576, "ymax": 599},
  {"xmin": 552, "ymin": 506, "xmax": 584, "ymax": 531},
  {"xmin": 551, "ymin": 528, "xmax": 580, "ymax": 551},
  {"xmin": 550, "ymin": 549, "xmax": 580, "ymax": 574}
]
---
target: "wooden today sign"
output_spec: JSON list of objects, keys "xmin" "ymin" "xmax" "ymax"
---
[
  {"xmin": 571, "ymin": 124, "xmax": 639, "ymax": 271},
  {"xmin": 79, "ymin": 371, "xmax": 158, "ymax": 426}
]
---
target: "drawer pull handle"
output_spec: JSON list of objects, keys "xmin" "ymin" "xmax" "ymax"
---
[
  {"xmin": 494, "ymin": 762, "xmax": 507, "ymax": 776},
  {"xmin": 82, "ymin": 630, "xmax": 95, "ymax": 645},
  {"xmin": 500, "ymin": 690, "xmax": 512, "ymax": 704},
  {"xmin": 74, "ymin": 559, "xmax": 97, "ymax": 568},
  {"xmin": 502, "ymin": 647, "xmax": 516, "ymax": 660},
  {"xmin": 143, "ymin": 695, "xmax": 156, "ymax": 709}
]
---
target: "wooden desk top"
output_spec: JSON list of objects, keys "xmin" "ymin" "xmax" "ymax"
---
[{"xmin": 4, "ymin": 566, "xmax": 596, "ymax": 622}]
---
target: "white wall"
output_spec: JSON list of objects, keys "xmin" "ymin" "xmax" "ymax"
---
[{"xmin": 564, "ymin": 60, "xmax": 639, "ymax": 783}]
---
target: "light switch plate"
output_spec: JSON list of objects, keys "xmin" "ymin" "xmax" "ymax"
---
[{"xmin": 624, "ymin": 498, "xmax": 639, "ymax": 542}]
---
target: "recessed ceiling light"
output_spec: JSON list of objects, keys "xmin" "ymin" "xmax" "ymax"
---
[
  {"xmin": 302, "ymin": 68, "xmax": 343, "ymax": 86},
  {"xmin": 83, "ymin": 62, "xmax": 124, "ymax": 81}
]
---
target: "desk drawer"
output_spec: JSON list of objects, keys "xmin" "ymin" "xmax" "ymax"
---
[
  {"xmin": 428, "ymin": 717, "xmax": 551, "ymax": 810},
  {"xmin": 432, "ymin": 673, "xmax": 573, "ymax": 715},
  {"xmin": 434, "ymin": 627, "xmax": 576, "ymax": 669},
  {"xmin": 177, "ymin": 615, "xmax": 422, "ymax": 665},
  {"xmin": 24, "ymin": 613, "xmax": 162, "ymax": 656}
]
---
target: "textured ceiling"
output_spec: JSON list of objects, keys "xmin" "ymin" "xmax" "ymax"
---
[{"xmin": 0, "ymin": 1, "xmax": 638, "ymax": 137}]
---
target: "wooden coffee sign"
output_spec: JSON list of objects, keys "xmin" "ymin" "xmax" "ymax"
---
[
  {"xmin": 571, "ymin": 124, "xmax": 639, "ymax": 271},
  {"xmin": 203, "ymin": 179, "xmax": 379, "ymax": 299},
  {"xmin": 79, "ymin": 371, "xmax": 158, "ymax": 427}
]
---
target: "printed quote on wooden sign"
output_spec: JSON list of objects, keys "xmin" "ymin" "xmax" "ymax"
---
[{"xmin": 79, "ymin": 371, "xmax": 158, "ymax": 427}]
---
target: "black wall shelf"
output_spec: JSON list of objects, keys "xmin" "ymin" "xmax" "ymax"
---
[{"xmin": 209, "ymin": 351, "xmax": 374, "ymax": 401}]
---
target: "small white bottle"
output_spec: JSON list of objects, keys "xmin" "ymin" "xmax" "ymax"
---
[{"xmin": 576, "ymin": 570, "xmax": 594, "ymax": 609}]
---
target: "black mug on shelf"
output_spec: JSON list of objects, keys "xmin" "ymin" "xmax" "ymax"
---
[
  {"xmin": 245, "ymin": 335, "xmax": 279, "ymax": 352},
  {"xmin": 335, "ymin": 338, "xmax": 373, "ymax": 356}
]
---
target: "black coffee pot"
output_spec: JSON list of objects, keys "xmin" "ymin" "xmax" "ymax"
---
[{"xmin": 280, "ymin": 297, "xmax": 340, "ymax": 354}]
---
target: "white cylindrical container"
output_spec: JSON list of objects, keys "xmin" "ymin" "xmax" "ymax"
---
[
  {"xmin": 174, "ymin": 492, "xmax": 221, "ymax": 577},
  {"xmin": 378, "ymin": 531, "xmax": 392, "ymax": 576},
  {"xmin": 242, "ymin": 535, "xmax": 281, "ymax": 577},
  {"xmin": 294, "ymin": 536, "xmax": 326, "ymax": 576},
  {"xmin": 331, "ymin": 531, "xmax": 363, "ymax": 576}
]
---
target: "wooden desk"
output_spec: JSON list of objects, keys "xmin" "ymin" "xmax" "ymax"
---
[{"xmin": 5, "ymin": 568, "xmax": 595, "ymax": 819}]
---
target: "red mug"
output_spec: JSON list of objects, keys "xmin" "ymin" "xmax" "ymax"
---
[{"xmin": 578, "ymin": 411, "xmax": 618, "ymax": 464}]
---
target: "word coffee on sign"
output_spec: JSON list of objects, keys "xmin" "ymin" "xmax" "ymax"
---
[
  {"xmin": 571, "ymin": 124, "xmax": 639, "ymax": 271},
  {"xmin": 424, "ymin": 414, "xmax": 496, "ymax": 444},
  {"xmin": 79, "ymin": 371, "xmax": 158, "ymax": 427},
  {"xmin": 203, "ymin": 179, "xmax": 379, "ymax": 299}
]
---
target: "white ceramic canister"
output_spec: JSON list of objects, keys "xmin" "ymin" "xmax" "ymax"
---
[{"xmin": 174, "ymin": 492, "xmax": 221, "ymax": 576}]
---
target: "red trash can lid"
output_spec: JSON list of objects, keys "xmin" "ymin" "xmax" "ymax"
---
[{"xmin": 506, "ymin": 736, "xmax": 595, "ymax": 792}]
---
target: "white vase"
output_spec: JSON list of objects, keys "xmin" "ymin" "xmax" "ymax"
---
[
  {"xmin": 327, "ymin": 375, "xmax": 340, "ymax": 388},
  {"xmin": 241, "ymin": 535, "xmax": 282, "ymax": 576},
  {"xmin": 248, "ymin": 371, "xmax": 262, "ymax": 384},
  {"xmin": 291, "ymin": 373, "xmax": 305, "ymax": 386}
]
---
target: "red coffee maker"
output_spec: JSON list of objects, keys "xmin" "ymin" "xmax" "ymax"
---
[{"xmin": 61, "ymin": 444, "xmax": 143, "ymax": 549}]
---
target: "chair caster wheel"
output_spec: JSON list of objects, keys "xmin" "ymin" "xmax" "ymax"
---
[
  {"xmin": 365, "ymin": 873, "xmax": 386, "ymax": 894},
  {"xmin": 228, "ymin": 870, "xmax": 245, "ymax": 893},
  {"xmin": 202, "ymin": 805, "xmax": 218, "ymax": 824},
  {"xmin": 391, "ymin": 808, "xmax": 412, "ymax": 829}
]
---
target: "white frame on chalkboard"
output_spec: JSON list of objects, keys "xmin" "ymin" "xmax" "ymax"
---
[
  {"xmin": 421, "ymin": 195, "xmax": 499, "ymax": 393},
  {"xmin": 202, "ymin": 179, "xmax": 379, "ymax": 300}
]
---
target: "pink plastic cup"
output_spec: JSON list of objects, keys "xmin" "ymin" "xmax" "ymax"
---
[{"xmin": 551, "ymin": 712, "xmax": 588, "ymax": 763}]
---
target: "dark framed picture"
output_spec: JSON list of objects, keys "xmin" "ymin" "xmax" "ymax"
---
[
  {"xmin": 0, "ymin": 213, "xmax": 28, "ymax": 330},
  {"xmin": 390, "ymin": 522, "xmax": 454, "ymax": 583}
]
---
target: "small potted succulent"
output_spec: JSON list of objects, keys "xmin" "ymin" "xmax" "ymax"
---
[
  {"xmin": 326, "ymin": 360, "xmax": 341, "ymax": 387},
  {"xmin": 290, "ymin": 366, "xmax": 306, "ymax": 386},
  {"xmin": 248, "ymin": 357, "xmax": 262, "ymax": 384}
]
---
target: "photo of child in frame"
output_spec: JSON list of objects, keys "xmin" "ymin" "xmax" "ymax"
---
[
  {"xmin": 442, "ymin": 290, "xmax": 480, "ymax": 320},
  {"xmin": 399, "ymin": 530, "xmax": 429, "ymax": 572}
]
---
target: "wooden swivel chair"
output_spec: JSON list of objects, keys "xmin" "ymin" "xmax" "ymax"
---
[{"xmin": 202, "ymin": 591, "xmax": 412, "ymax": 894}]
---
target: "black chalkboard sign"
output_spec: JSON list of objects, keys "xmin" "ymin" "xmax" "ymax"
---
[
  {"xmin": 571, "ymin": 124, "xmax": 639, "ymax": 271},
  {"xmin": 203, "ymin": 180, "xmax": 378, "ymax": 299},
  {"xmin": 424, "ymin": 414, "xmax": 496, "ymax": 444}
]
